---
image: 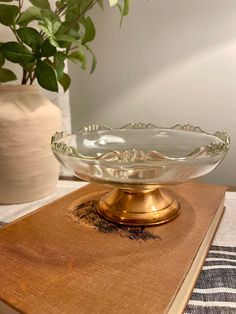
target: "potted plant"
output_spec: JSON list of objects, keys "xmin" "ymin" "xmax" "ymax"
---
[{"xmin": 0, "ymin": 0, "xmax": 129, "ymax": 204}]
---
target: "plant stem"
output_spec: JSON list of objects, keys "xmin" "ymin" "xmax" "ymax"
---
[
  {"xmin": 30, "ymin": 72, "xmax": 36, "ymax": 85},
  {"xmin": 21, "ymin": 69, "xmax": 28, "ymax": 85},
  {"xmin": 55, "ymin": 3, "xmax": 67, "ymax": 16},
  {"xmin": 18, "ymin": 0, "xmax": 23, "ymax": 11},
  {"xmin": 10, "ymin": 25, "xmax": 21, "ymax": 43},
  {"xmin": 69, "ymin": 45, "xmax": 79, "ymax": 51}
]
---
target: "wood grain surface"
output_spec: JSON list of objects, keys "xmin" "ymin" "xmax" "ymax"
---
[{"xmin": 0, "ymin": 182, "xmax": 227, "ymax": 314}]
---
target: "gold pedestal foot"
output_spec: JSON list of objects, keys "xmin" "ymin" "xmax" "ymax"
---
[{"xmin": 97, "ymin": 187, "xmax": 180, "ymax": 226}]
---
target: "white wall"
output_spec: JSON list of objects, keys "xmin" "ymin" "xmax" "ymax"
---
[{"xmin": 69, "ymin": 0, "xmax": 236, "ymax": 185}]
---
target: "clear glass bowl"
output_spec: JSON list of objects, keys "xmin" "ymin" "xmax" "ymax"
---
[{"xmin": 51, "ymin": 123, "xmax": 229, "ymax": 187}]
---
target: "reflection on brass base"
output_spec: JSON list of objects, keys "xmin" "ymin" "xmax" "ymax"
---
[{"xmin": 97, "ymin": 187, "xmax": 180, "ymax": 226}]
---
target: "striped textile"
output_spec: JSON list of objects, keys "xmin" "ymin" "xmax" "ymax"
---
[{"xmin": 185, "ymin": 245, "xmax": 236, "ymax": 314}]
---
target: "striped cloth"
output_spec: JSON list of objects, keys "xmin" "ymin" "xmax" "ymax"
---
[{"xmin": 185, "ymin": 245, "xmax": 236, "ymax": 314}]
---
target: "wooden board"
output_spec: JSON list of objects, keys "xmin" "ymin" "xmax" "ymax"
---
[{"xmin": 0, "ymin": 182, "xmax": 226, "ymax": 314}]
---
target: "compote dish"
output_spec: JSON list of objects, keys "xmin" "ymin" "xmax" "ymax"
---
[{"xmin": 51, "ymin": 123, "xmax": 230, "ymax": 226}]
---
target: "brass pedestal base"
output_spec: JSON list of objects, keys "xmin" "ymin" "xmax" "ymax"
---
[{"xmin": 97, "ymin": 187, "xmax": 180, "ymax": 226}]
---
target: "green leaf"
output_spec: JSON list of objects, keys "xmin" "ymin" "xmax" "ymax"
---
[
  {"xmin": 0, "ymin": 4, "xmax": 19, "ymax": 26},
  {"xmin": 76, "ymin": 0, "xmax": 91, "ymax": 15},
  {"xmin": 17, "ymin": 27, "xmax": 43, "ymax": 50},
  {"xmin": 38, "ymin": 24, "xmax": 52, "ymax": 36},
  {"xmin": 0, "ymin": 52, "xmax": 5, "ymax": 67},
  {"xmin": 68, "ymin": 50, "xmax": 86, "ymax": 70},
  {"xmin": 59, "ymin": 72, "xmax": 71, "ymax": 92},
  {"xmin": 1, "ymin": 42, "xmax": 35, "ymax": 63},
  {"xmin": 40, "ymin": 40, "xmax": 56, "ymax": 57},
  {"xmin": 49, "ymin": 37, "xmax": 59, "ymax": 48},
  {"xmin": 56, "ymin": 21, "xmax": 80, "ymax": 40},
  {"xmin": 38, "ymin": 10, "xmax": 61, "ymax": 48},
  {"xmin": 109, "ymin": 0, "xmax": 118, "ymax": 6},
  {"xmin": 17, "ymin": 7, "xmax": 42, "ymax": 25},
  {"xmin": 81, "ymin": 17, "xmax": 96, "ymax": 44},
  {"xmin": 54, "ymin": 52, "xmax": 65, "ymax": 80},
  {"xmin": 55, "ymin": 34, "xmax": 78, "ymax": 43},
  {"xmin": 116, "ymin": 0, "xmax": 130, "ymax": 25},
  {"xmin": 56, "ymin": 21, "xmax": 72, "ymax": 34},
  {"xmin": 123, "ymin": 0, "xmax": 130, "ymax": 16},
  {"xmin": 84, "ymin": 44, "xmax": 97, "ymax": 74},
  {"xmin": 65, "ymin": 4, "xmax": 79, "ymax": 25},
  {"xmin": 21, "ymin": 62, "xmax": 35, "ymax": 72},
  {"xmin": 40, "ymin": 9, "xmax": 61, "ymax": 35},
  {"xmin": 0, "ymin": 68, "xmax": 17, "ymax": 82},
  {"xmin": 0, "ymin": 0, "xmax": 14, "ymax": 2},
  {"xmin": 35, "ymin": 60, "xmax": 58, "ymax": 92},
  {"xmin": 29, "ymin": 0, "xmax": 50, "ymax": 9},
  {"xmin": 90, "ymin": 51, "xmax": 97, "ymax": 74},
  {"xmin": 54, "ymin": 34, "xmax": 77, "ymax": 48},
  {"xmin": 116, "ymin": 2, "xmax": 123, "ymax": 26}
]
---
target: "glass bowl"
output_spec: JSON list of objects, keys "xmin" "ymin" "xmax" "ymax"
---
[{"xmin": 51, "ymin": 123, "xmax": 230, "ymax": 226}]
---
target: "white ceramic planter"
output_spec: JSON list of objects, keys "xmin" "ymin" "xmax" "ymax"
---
[{"xmin": 0, "ymin": 85, "xmax": 61, "ymax": 204}]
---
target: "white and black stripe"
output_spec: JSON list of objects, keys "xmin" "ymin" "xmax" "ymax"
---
[
  {"xmin": 185, "ymin": 245, "xmax": 236, "ymax": 314},
  {"xmin": 207, "ymin": 253, "xmax": 236, "ymax": 260}
]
